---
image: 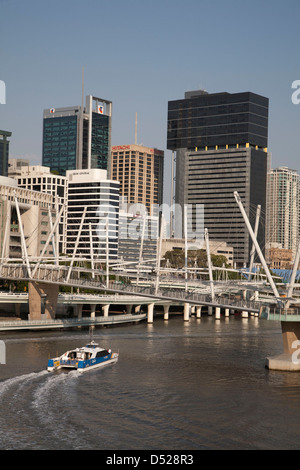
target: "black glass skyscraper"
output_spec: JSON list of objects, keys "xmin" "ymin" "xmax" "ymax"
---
[
  {"xmin": 167, "ymin": 90, "xmax": 268, "ymax": 151},
  {"xmin": 167, "ymin": 90, "xmax": 270, "ymax": 267},
  {"xmin": 42, "ymin": 95, "xmax": 112, "ymax": 176}
]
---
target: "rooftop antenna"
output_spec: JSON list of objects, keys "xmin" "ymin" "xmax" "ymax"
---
[
  {"xmin": 81, "ymin": 67, "xmax": 84, "ymax": 111},
  {"xmin": 77, "ymin": 67, "xmax": 84, "ymax": 169},
  {"xmin": 135, "ymin": 112, "xmax": 137, "ymax": 145}
]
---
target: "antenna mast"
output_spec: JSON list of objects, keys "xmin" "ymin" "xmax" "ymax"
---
[
  {"xmin": 77, "ymin": 67, "xmax": 84, "ymax": 169},
  {"xmin": 81, "ymin": 67, "xmax": 84, "ymax": 111}
]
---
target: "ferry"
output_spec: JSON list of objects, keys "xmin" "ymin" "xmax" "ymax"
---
[{"xmin": 47, "ymin": 340, "xmax": 119, "ymax": 373}]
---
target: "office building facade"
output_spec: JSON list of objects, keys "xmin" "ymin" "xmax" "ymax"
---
[
  {"xmin": 184, "ymin": 146, "xmax": 269, "ymax": 266},
  {"xmin": 118, "ymin": 211, "xmax": 159, "ymax": 272},
  {"xmin": 167, "ymin": 90, "xmax": 268, "ymax": 151},
  {"xmin": 16, "ymin": 165, "xmax": 67, "ymax": 254},
  {"xmin": 65, "ymin": 169, "xmax": 120, "ymax": 262},
  {"xmin": 167, "ymin": 90, "xmax": 270, "ymax": 266},
  {"xmin": 266, "ymin": 166, "xmax": 299, "ymax": 258},
  {"xmin": 0, "ymin": 130, "xmax": 12, "ymax": 177},
  {"xmin": 42, "ymin": 95, "xmax": 112, "ymax": 176},
  {"xmin": 8, "ymin": 158, "xmax": 30, "ymax": 179},
  {"xmin": 15, "ymin": 166, "xmax": 121, "ymax": 263},
  {"xmin": 111, "ymin": 144, "xmax": 164, "ymax": 215},
  {"xmin": 0, "ymin": 176, "xmax": 56, "ymax": 260}
]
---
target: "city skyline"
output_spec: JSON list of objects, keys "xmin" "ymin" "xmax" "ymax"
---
[{"xmin": 1, "ymin": 0, "xmax": 300, "ymax": 205}]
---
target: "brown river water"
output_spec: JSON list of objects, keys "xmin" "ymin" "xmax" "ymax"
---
[{"xmin": 0, "ymin": 314, "xmax": 299, "ymax": 450}]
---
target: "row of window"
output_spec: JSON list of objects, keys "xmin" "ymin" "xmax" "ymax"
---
[{"xmin": 18, "ymin": 177, "xmax": 65, "ymax": 185}]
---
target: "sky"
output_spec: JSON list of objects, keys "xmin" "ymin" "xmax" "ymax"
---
[{"xmin": 1, "ymin": 0, "xmax": 299, "ymax": 204}]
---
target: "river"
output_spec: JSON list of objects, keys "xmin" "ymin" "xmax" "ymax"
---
[{"xmin": 0, "ymin": 314, "xmax": 300, "ymax": 450}]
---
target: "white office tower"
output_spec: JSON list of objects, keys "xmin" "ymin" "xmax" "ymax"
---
[
  {"xmin": 65, "ymin": 169, "xmax": 120, "ymax": 263},
  {"xmin": 267, "ymin": 166, "xmax": 299, "ymax": 257},
  {"xmin": 16, "ymin": 165, "xmax": 67, "ymax": 254},
  {"xmin": 0, "ymin": 175, "xmax": 56, "ymax": 260}
]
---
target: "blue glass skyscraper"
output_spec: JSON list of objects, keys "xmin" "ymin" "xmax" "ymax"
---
[{"xmin": 42, "ymin": 95, "xmax": 112, "ymax": 176}]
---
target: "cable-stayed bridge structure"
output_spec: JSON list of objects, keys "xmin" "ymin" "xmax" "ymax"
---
[
  {"xmin": 0, "ymin": 260, "xmax": 263, "ymax": 316},
  {"xmin": 1, "ymin": 190, "xmax": 300, "ymax": 371}
]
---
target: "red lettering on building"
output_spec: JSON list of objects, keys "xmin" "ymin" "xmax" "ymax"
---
[{"xmin": 112, "ymin": 145, "xmax": 131, "ymax": 151}]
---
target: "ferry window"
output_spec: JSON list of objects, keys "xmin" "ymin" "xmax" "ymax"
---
[{"xmin": 96, "ymin": 350, "xmax": 109, "ymax": 358}]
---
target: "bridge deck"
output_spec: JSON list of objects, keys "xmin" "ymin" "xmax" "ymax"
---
[{"xmin": 0, "ymin": 263, "xmax": 262, "ymax": 314}]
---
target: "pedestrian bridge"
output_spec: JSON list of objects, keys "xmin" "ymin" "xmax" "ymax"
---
[{"xmin": 0, "ymin": 262, "xmax": 262, "ymax": 317}]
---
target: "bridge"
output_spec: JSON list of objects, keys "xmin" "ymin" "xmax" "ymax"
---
[
  {"xmin": 1, "ymin": 258, "xmax": 299, "ymax": 372},
  {"xmin": 1, "ymin": 190, "xmax": 300, "ymax": 372},
  {"xmin": 0, "ymin": 261, "xmax": 264, "ymax": 320}
]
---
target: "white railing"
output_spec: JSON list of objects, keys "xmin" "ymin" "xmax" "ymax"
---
[{"xmin": 0, "ymin": 262, "xmax": 267, "ymax": 313}]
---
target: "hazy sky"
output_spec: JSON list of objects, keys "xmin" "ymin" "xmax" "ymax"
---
[{"xmin": 1, "ymin": 0, "xmax": 299, "ymax": 203}]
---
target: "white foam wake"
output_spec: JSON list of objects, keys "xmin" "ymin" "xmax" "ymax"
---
[{"xmin": 0, "ymin": 370, "xmax": 49, "ymax": 399}]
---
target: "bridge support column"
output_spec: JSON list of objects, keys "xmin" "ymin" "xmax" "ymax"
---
[
  {"xmin": 15, "ymin": 304, "xmax": 21, "ymax": 317},
  {"xmin": 163, "ymin": 304, "xmax": 170, "ymax": 320},
  {"xmin": 134, "ymin": 305, "xmax": 141, "ymax": 313},
  {"xmin": 184, "ymin": 303, "xmax": 190, "ymax": 322},
  {"xmin": 225, "ymin": 308, "xmax": 230, "ymax": 317},
  {"xmin": 28, "ymin": 281, "xmax": 59, "ymax": 320},
  {"xmin": 102, "ymin": 304, "xmax": 110, "ymax": 317},
  {"xmin": 208, "ymin": 306, "xmax": 213, "ymax": 316},
  {"xmin": 242, "ymin": 311, "xmax": 248, "ymax": 318},
  {"xmin": 77, "ymin": 304, "xmax": 82, "ymax": 319},
  {"xmin": 90, "ymin": 305, "xmax": 96, "ymax": 319},
  {"xmin": 147, "ymin": 303, "xmax": 154, "ymax": 323},
  {"xmin": 196, "ymin": 306, "xmax": 202, "ymax": 318},
  {"xmin": 266, "ymin": 321, "xmax": 300, "ymax": 371},
  {"xmin": 215, "ymin": 307, "xmax": 221, "ymax": 319},
  {"xmin": 126, "ymin": 304, "xmax": 133, "ymax": 314}
]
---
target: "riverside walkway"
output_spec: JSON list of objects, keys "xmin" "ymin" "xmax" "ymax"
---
[{"xmin": 0, "ymin": 313, "xmax": 146, "ymax": 331}]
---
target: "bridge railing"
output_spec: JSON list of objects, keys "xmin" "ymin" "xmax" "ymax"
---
[{"xmin": 0, "ymin": 262, "xmax": 261, "ymax": 312}]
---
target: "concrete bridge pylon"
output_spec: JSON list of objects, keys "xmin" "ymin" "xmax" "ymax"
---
[{"xmin": 28, "ymin": 281, "xmax": 59, "ymax": 320}]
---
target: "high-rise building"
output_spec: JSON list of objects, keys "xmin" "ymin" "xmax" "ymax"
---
[
  {"xmin": 8, "ymin": 158, "xmax": 30, "ymax": 179},
  {"xmin": 16, "ymin": 165, "xmax": 67, "ymax": 254},
  {"xmin": 167, "ymin": 90, "xmax": 270, "ymax": 266},
  {"xmin": 42, "ymin": 95, "xmax": 112, "ymax": 176},
  {"xmin": 0, "ymin": 176, "xmax": 56, "ymax": 260},
  {"xmin": 110, "ymin": 144, "xmax": 164, "ymax": 215},
  {"xmin": 0, "ymin": 130, "xmax": 12, "ymax": 176},
  {"xmin": 65, "ymin": 169, "xmax": 120, "ymax": 262},
  {"xmin": 118, "ymin": 210, "xmax": 159, "ymax": 272},
  {"xmin": 167, "ymin": 90, "xmax": 268, "ymax": 151},
  {"xmin": 15, "ymin": 165, "xmax": 120, "ymax": 263},
  {"xmin": 267, "ymin": 166, "xmax": 299, "ymax": 258}
]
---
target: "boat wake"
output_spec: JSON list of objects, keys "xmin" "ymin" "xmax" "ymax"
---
[
  {"xmin": 0, "ymin": 370, "xmax": 48, "ymax": 397},
  {"xmin": 0, "ymin": 369, "xmax": 82, "ymax": 450}
]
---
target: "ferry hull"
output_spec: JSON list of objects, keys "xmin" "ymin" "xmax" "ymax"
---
[
  {"xmin": 77, "ymin": 354, "xmax": 119, "ymax": 373},
  {"xmin": 48, "ymin": 353, "xmax": 119, "ymax": 372}
]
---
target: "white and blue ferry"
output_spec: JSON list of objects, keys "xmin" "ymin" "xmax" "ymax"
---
[{"xmin": 47, "ymin": 340, "xmax": 119, "ymax": 373}]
